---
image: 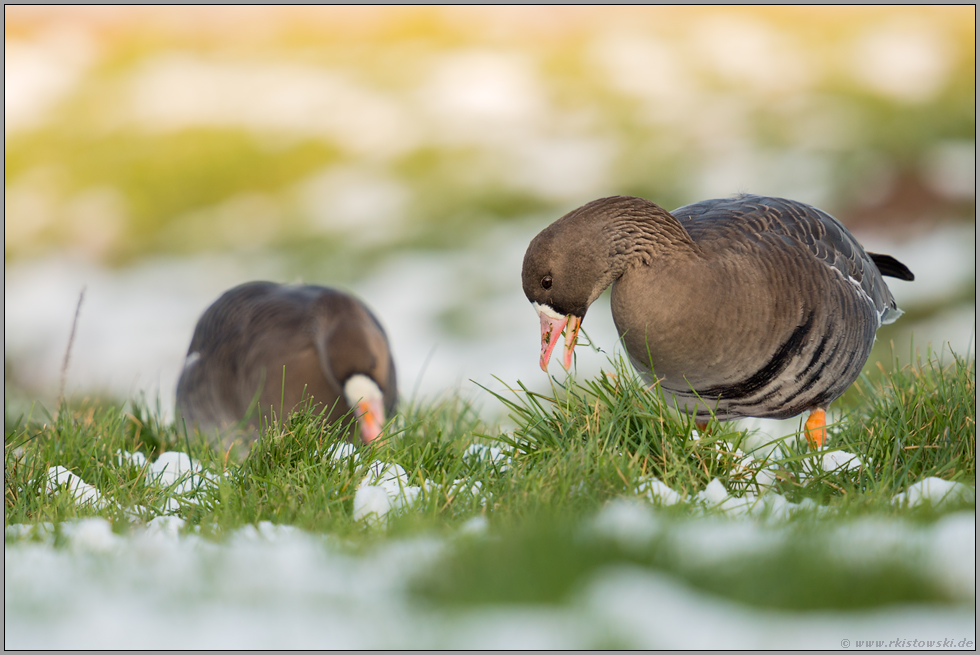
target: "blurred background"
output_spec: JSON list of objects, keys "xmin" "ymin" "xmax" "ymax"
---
[{"xmin": 4, "ymin": 6, "xmax": 975, "ymax": 422}]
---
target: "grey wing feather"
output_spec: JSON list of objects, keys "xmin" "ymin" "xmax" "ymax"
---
[{"xmin": 673, "ymin": 194, "xmax": 903, "ymax": 326}]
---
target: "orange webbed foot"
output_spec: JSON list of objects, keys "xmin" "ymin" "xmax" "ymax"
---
[{"xmin": 805, "ymin": 408, "xmax": 827, "ymax": 449}]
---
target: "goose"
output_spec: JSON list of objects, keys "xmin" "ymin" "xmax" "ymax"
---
[
  {"xmin": 176, "ymin": 281, "xmax": 397, "ymax": 448},
  {"xmin": 521, "ymin": 194, "xmax": 914, "ymax": 448}
]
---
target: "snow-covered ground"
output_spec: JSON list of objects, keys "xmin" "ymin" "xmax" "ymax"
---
[
  {"xmin": 8, "ymin": 445, "xmax": 975, "ymax": 649},
  {"xmin": 6, "ymin": 507, "xmax": 975, "ymax": 649}
]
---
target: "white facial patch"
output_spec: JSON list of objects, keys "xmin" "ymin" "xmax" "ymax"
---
[
  {"xmin": 343, "ymin": 374, "xmax": 383, "ymax": 407},
  {"xmin": 532, "ymin": 302, "xmax": 564, "ymax": 320}
]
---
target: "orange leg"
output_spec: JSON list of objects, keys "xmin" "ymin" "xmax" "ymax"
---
[
  {"xmin": 695, "ymin": 419, "xmax": 711, "ymax": 435},
  {"xmin": 804, "ymin": 408, "xmax": 827, "ymax": 449}
]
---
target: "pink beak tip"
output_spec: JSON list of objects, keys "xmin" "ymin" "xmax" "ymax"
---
[
  {"xmin": 356, "ymin": 401, "xmax": 385, "ymax": 444},
  {"xmin": 538, "ymin": 311, "xmax": 567, "ymax": 373}
]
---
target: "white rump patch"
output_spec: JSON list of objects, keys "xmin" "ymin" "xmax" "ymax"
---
[
  {"xmin": 343, "ymin": 374, "xmax": 383, "ymax": 407},
  {"xmin": 183, "ymin": 351, "xmax": 201, "ymax": 370},
  {"xmin": 532, "ymin": 301, "xmax": 564, "ymax": 320},
  {"xmin": 881, "ymin": 306, "xmax": 904, "ymax": 325}
]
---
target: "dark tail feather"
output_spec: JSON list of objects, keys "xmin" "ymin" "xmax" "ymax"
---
[{"xmin": 869, "ymin": 252, "xmax": 915, "ymax": 281}]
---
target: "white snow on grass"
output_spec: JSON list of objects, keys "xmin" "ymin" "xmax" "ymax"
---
[
  {"xmin": 463, "ymin": 442, "xmax": 512, "ymax": 471},
  {"xmin": 636, "ymin": 477, "xmax": 684, "ymax": 506},
  {"xmin": 43, "ymin": 446, "xmax": 973, "ymax": 529},
  {"xmin": 5, "ymin": 510, "xmax": 975, "ymax": 649},
  {"xmin": 589, "ymin": 501, "xmax": 977, "ymax": 605},
  {"xmin": 589, "ymin": 499, "xmax": 664, "ymax": 549},
  {"xmin": 58, "ymin": 517, "xmax": 121, "ymax": 552},
  {"xmin": 116, "ymin": 449, "xmax": 147, "ymax": 468},
  {"xmin": 354, "ymin": 460, "xmax": 422, "ymax": 524},
  {"xmin": 46, "ymin": 451, "xmax": 221, "ymax": 519},
  {"xmin": 583, "ymin": 565, "xmax": 974, "ymax": 650},
  {"xmin": 352, "ymin": 485, "xmax": 394, "ymax": 523},
  {"xmin": 148, "ymin": 450, "xmax": 210, "ymax": 492},
  {"xmin": 352, "ymin": 453, "xmax": 501, "ymax": 524},
  {"xmin": 42, "ymin": 447, "xmax": 503, "ymax": 529},
  {"xmin": 46, "ymin": 466, "xmax": 111, "ymax": 509},
  {"xmin": 892, "ymin": 476, "xmax": 975, "ymax": 508},
  {"xmin": 457, "ymin": 515, "xmax": 490, "ymax": 537},
  {"xmin": 5, "ymin": 520, "xmax": 443, "ymax": 649},
  {"xmin": 627, "ymin": 472, "xmax": 822, "ymax": 523},
  {"xmin": 926, "ymin": 512, "xmax": 977, "ymax": 600},
  {"xmin": 326, "ymin": 441, "xmax": 361, "ymax": 464},
  {"xmin": 145, "ymin": 515, "xmax": 185, "ymax": 539},
  {"xmin": 20, "ymin": 449, "xmax": 974, "ymax": 647},
  {"xmin": 820, "ymin": 449, "xmax": 866, "ymax": 472}
]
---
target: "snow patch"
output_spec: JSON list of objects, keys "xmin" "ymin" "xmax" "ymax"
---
[
  {"xmin": 892, "ymin": 477, "xmax": 974, "ymax": 508},
  {"xmin": 820, "ymin": 449, "xmax": 866, "ymax": 472},
  {"xmin": 697, "ymin": 478, "xmax": 730, "ymax": 505},
  {"xmin": 353, "ymin": 485, "xmax": 393, "ymax": 524},
  {"xmin": 591, "ymin": 499, "xmax": 663, "ymax": 547},
  {"xmin": 463, "ymin": 442, "xmax": 512, "ymax": 471},
  {"xmin": 926, "ymin": 512, "xmax": 976, "ymax": 600},
  {"xmin": 59, "ymin": 517, "xmax": 120, "ymax": 552},
  {"xmin": 5, "ymin": 509, "xmax": 975, "ymax": 649},
  {"xmin": 583, "ymin": 564, "xmax": 972, "ymax": 649},
  {"xmin": 146, "ymin": 515, "xmax": 185, "ymax": 539},
  {"xmin": 117, "ymin": 449, "xmax": 148, "ymax": 468},
  {"xmin": 46, "ymin": 466, "xmax": 110, "ymax": 509},
  {"xmin": 45, "ymin": 451, "xmax": 222, "ymax": 519},
  {"xmin": 354, "ymin": 460, "xmax": 422, "ymax": 523},
  {"xmin": 458, "ymin": 515, "xmax": 490, "ymax": 537},
  {"xmin": 326, "ymin": 442, "xmax": 361, "ymax": 464},
  {"xmin": 636, "ymin": 477, "xmax": 683, "ymax": 506}
]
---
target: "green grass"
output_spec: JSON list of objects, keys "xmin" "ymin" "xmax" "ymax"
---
[
  {"xmin": 487, "ymin": 348, "xmax": 974, "ymax": 512},
  {"xmin": 4, "ymin": 347, "xmax": 975, "ymax": 611}
]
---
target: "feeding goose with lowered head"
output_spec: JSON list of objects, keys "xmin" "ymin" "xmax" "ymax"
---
[
  {"xmin": 521, "ymin": 194, "xmax": 914, "ymax": 448},
  {"xmin": 176, "ymin": 281, "xmax": 397, "ymax": 449}
]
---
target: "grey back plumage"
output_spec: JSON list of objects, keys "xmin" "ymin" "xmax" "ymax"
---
[
  {"xmin": 674, "ymin": 194, "xmax": 908, "ymax": 328},
  {"xmin": 176, "ymin": 281, "xmax": 397, "ymax": 447}
]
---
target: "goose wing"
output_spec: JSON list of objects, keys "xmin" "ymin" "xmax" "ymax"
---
[{"xmin": 672, "ymin": 194, "xmax": 910, "ymax": 326}]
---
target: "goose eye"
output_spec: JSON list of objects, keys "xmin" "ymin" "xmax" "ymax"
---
[{"xmin": 541, "ymin": 275, "xmax": 553, "ymax": 290}]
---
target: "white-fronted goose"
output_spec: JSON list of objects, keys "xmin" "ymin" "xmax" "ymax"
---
[
  {"xmin": 521, "ymin": 194, "xmax": 914, "ymax": 448},
  {"xmin": 176, "ymin": 281, "xmax": 397, "ymax": 447}
]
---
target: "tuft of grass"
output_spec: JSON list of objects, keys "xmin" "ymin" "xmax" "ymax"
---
[
  {"xmin": 487, "ymin": 349, "xmax": 976, "ymax": 514},
  {"xmin": 852, "ymin": 350, "xmax": 975, "ymax": 484}
]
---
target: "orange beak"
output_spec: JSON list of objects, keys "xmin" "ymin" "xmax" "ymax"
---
[
  {"xmin": 538, "ymin": 310, "xmax": 582, "ymax": 371},
  {"xmin": 355, "ymin": 398, "xmax": 386, "ymax": 444}
]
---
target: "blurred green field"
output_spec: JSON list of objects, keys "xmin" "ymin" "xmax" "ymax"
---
[
  {"xmin": 5, "ymin": 6, "xmax": 975, "ymax": 267},
  {"xmin": 5, "ymin": 6, "xmax": 976, "ymax": 421}
]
